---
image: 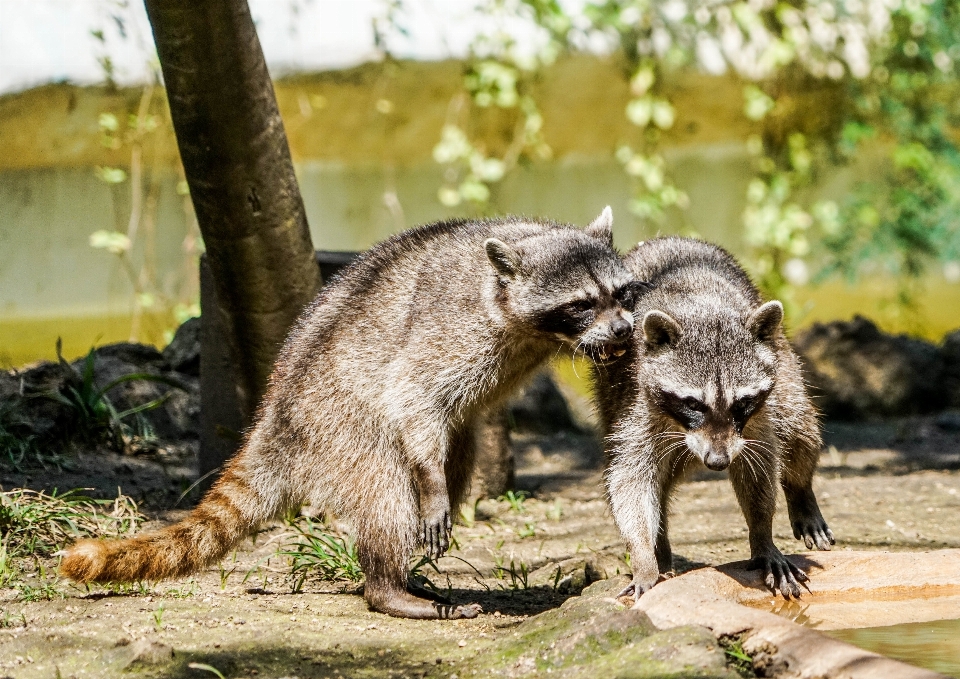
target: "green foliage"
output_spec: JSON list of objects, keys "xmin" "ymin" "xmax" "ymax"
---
[
  {"xmin": 281, "ymin": 517, "xmax": 364, "ymax": 591},
  {"xmin": 0, "ymin": 488, "xmax": 142, "ymax": 560},
  {"xmin": 720, "ymin": 635, "xmax": 757, "ymax": 678},
  {"xmin": 41, "ymin": 338, "xmax": 186, "ymax": 451},
  {"xmin": 0, "ymin": 487, "xmax": 143, "ymax": 601},
  {"xmin": 397, "ymin": 0, "xmax": 960, "ymax": 315},
  {"xmin": 499, "ymin": 489, "xmax": 530, "ymax": 514},
  {"xmin": 493, "ymin": 553, "xmax": 530, "ymax": 590}
]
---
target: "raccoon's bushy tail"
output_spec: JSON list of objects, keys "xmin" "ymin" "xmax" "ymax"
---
[{"xmin": 60, "ymin": 462, "xmax": 278, "ymax": 584}]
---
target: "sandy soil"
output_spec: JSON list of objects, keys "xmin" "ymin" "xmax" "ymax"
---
[{"xmin": 1, "ymin": 414, "xmax": 958, "ymax": 679}]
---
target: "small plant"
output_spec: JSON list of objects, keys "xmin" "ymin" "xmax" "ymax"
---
[
  {"xmin": 546, "ymin": 499, "xmax": 563, "ymax": 521},
  {"xmin": 218, "ymin": 561, "xmax": 237, "ymax": 591},
  {"xmin": 0, "ymin": 488, "xmax": 142, "ymax": 600},
  {"xmin": 498, "ymin": 490, "xmax": 529, "ymax": 514},
  {"xmin": 164, "ymin": 579, "xmax": 198, "ymax": 599},
  {"xmin": 0, "ymin": 609, "xmax": 27, "ymax": 628},
  {"xmin": 280, "ymin": 517, "xmax": 363, "ymax": 592},
  {"xmin": 42, "ymin": 339, "xmax": 186, "ymax": 451},
  {"xmin": 493, "ymin": 558, "xmax": 530, "ymax": 591},
  {"xmin": 720, "ymin": 635, "xmax": 756, "ymax": 678},
  {"xmin": 152, "ymin": 602, "xmax": 165, "ymax": 631},
  {"xmin": 516, "ymin": 520, "xmax": 537, "ymax": 539},
  {"xmin": 188, "ymin": 662, "xmax": 226, "ymax": 679}
]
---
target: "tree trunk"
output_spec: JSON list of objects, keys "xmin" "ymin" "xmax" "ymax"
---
[{"xmin": 144, "ymin": 0, "xmax": 321, "ymax": 427}]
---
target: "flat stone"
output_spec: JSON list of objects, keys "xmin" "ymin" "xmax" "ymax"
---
[{"xmin": 636, "ymin": 549, "xmax": 960, "ymax": 679}]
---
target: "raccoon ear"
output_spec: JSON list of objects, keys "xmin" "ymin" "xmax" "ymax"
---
[
  {"xmin": 747, "ymin": 301, "xmax": 783, "ymax": 343},
  {"xmin": 642, "ymin": 310, "xmax": 681, "ymax": 348},
  {"xmin": 485, "ymin": 238, "xmax": 521, "ymax": 279},
  {"xmin": 584, "ymin": 206, "xmax": 614, "ymax": 245}
]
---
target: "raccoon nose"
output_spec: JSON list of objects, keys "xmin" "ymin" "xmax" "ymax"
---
[
  {"xmin": 610, "ymin": 317, "xmax": 632, "ymax": 339},
  {"xmin": 704, "ymin": 451, "xmax": 730, "ymax": 471}
]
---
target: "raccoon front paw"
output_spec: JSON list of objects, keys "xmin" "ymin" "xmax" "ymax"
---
[
  {"xmin": 747, "ymin": 551, "xmax": 810, "ymax": 599},
  {"xmin": 617, "ymin": 574, "xmax": 662, "ymax": 602},
  {"xmin": 419, "ymin": 509, "xmax": 452, "ymax": 560},
  {"xmin": 792, "ymin": 516, "xmax": 835, "ymax": 551}
]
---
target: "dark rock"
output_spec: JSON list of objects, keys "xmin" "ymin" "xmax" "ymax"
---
[
  {"xmin": 943, "ymin": 329, "xmax": 960, "ymax": 408},
  {"xmin": 793, "ymin": 316, "xmax": 947, "ymax": 419},
  {"xmin": 113, "ymin": 639, "xmax": 174, "ymax": 669},
  {"xmin": 163, "ymin": 317, "xmax": 201, "ymax": 376},
  {"xmin": 88, "ymin": 342, "xmax": 170, "ymax": 372},
  {"xmin": 84, "ymin": 349, "xmax": 198, "ymax": 441},
  {"xmin": 508, "ymin": 372, "xmax": 581, "ymax": 434},
  {"xmin": 5, "ymin": 361, "xmax": 74, "ymax": 439}
]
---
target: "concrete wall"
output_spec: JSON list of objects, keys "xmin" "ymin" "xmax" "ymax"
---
[{"xmin": 1, "ymin": 57, "xmax": 958, "ymax": 366}]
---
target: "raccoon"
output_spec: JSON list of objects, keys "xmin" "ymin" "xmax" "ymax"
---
[
  {"xmin": 61, "ymin": 208, "xmax": 646, "ymax": 619},
  {"xmin": 594, "ymin": 237, "xmax": 833, "ymax": 600}
]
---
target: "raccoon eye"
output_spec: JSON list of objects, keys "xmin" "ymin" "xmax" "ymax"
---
[
  {"xmin": 682, "ymin": 397, "xmax": 708, "ymax": 413},
  {"xmin": 567, "ymin": 299, "xmax": 594, "ymax": 313}
]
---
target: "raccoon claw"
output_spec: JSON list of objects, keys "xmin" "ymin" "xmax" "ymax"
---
[
  {"xmin": 748, "ymin": 552, "xmax": 810, "ymax": 599},
  {"xmin": 420, "ymin": 511, "xmax": 452, "ymax": 560},
  {"xmin": 617, "ymin": 576, "xmax": 658, "ymax": 602},
  {"xmin": 446, "ymin": 602, "xmax": 482, "ymax": 620},
  {"xmin": 793, "ymin": 519, "xmax": 835, "ymax": 551}
]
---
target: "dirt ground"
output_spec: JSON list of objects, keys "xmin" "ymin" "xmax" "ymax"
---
[{"xmin": 1, "ymin": 413, "xmax": 959, "ymax": 679}]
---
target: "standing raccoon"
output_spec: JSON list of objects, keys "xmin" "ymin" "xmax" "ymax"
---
[
  {"xmin": 594, "ymin": 237, "xmax": 834, "ymax": 600},
  {"xmin": 62, "ymin": 209, "xmax": 645, "ymax": 619}
]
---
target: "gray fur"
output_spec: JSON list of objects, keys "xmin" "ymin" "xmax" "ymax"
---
[
  {"xmin": 594, "ymin": 237, "xmax": 833, "ymax": 601},
  {"xmin": 62, "ymin": 209, "xmax": 641, "ymax": 620}
]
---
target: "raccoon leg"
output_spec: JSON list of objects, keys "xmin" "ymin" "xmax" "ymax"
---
[
  {"xmin": 729, "ymin": 448, "xmax": 809, "ymax": 599},
  {"xmin": 781, "ymin": 432, "xmax": 834, "ymax": 551},
  {"xmin": 606, "ymin": 457, "xmax": 662, "ymax": 600},
  {"xmin": 655, "ymin": 466, "xmax": 688, "ymax": 577},
  {"xmin": 445, "ymin": 420, "xmax": 480, "ymax": 519},
  {"xmin": 355, "ymin": 462, "xmax": 480, "ymax": 620},
  {"xmin": 403, "ymin": 421, "xmax": 455, "ymax": 561}
]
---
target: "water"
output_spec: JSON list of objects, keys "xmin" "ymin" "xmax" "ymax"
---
[{"xmin": 826, "ymin": 618, "xmax": 960, "ymax": 678}]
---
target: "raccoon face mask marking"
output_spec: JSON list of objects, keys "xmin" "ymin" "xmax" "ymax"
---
[
  {"xmin": 643, "ymin": 305, "xmax": 781, "ymax": 471},
  {"xmin": 484, "ymin": 208, "xmax": 650, "ymax": 364}
]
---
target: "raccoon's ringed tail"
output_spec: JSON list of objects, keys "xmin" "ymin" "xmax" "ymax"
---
[{"xmin": 60, "ymin": 465, "xmax": 275, "ymax": 584}]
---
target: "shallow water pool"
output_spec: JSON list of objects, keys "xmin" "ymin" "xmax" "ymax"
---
[{"xmin": 826, "ymin": 618, "xmax": 960, "ymax": 678}]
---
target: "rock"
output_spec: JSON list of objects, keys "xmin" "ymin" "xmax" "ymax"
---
[
  {"xmin": 943, "ymin": 329, "xmax": 960, "ymax": 408},
  {"xmin": 1, "ymin": 338, "xmax": 201, "ymax": 449},
  {"xmin": 163, "ymin": 316, "xmax": 201, "ymax": 376},
  {"xmin": 793, "ymin": 316, "xmax": 947, "ymax": 419},
  {"xmin": 74, "ymin": 344, "xmax": 198, "ymax": 441},
  {"xmin": 508, "ymin": 372, "xmax": 581, "ymax": 435},
  {"xmin": 469, "ymin": 585, "xmax": 738, "ymax": 678},
  {"xmin": 113, "ymin": 639, "xmax": 174, "ymax": 669}
]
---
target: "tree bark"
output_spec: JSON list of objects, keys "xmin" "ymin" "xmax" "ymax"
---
[{"xmin": 145, "ymin": 0, "xmax": 321, "ymax": 423}]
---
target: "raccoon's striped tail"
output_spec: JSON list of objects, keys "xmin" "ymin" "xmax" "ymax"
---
[{"xmin": 60, "ymin": 463, "xmax": 278, "ymax": 584}]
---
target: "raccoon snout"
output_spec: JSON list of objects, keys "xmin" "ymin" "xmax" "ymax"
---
[
  {"xmin": 703, "ymin": 450, "xmax": 730, "ymax": 471},
  {"xmin": 610, "ymin": 317, "xmax": 632, "ymax": 340},
  {"xmin": 685, "ymin": 433, "xmax": 733, "ymax": 471}
]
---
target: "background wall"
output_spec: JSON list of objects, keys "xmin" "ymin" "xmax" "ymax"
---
[{"xmin": 2, "ymin": 57, "xmax": 958, "ymax": 367}]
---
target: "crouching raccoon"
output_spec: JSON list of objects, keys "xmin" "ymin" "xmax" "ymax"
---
[{"xmin": 594, "ymin": 236, "xmax": 834, "ymax": 599}]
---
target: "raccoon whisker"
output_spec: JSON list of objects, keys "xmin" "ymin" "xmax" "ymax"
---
[
  {"xmin": 738, "ymin": 447, "xmax": 761, "ymax": 484},
  {"xmin": 656, "ymin": 441, "xmax": 688, "ymax": 461},
  {"xmin": 743, "ymin": 438, "xmax": 775, "ymax": 455},
  {"xmin": 651, "ymin": 431, "xmax": 686, "ymax": 442},
  {"xmin": 671, "ymin": 449, "xmax": 693, "ymax": 476}
]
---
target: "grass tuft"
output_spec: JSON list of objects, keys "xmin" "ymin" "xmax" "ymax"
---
[
  {"xmin": 719, "ymin": 635, "xmax": 757, "ymax": 678},
  {"xmin": 0, "ymin": 487, "xmax": 144, "ymax": 600},
  {"xmin": 280, "ymin": 517, "xmax": 363, "ymax": 592}
]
